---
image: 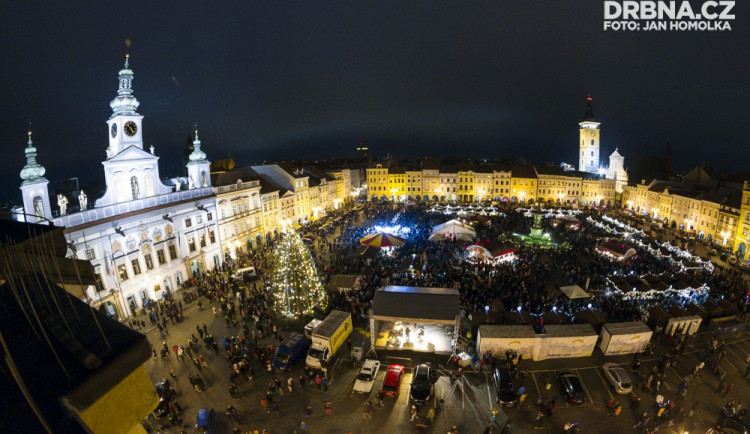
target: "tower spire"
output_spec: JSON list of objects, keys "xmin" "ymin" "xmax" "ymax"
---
[
  {"xmin": 582, "ymin": 94, "xmax": 596, "ymax": 122},
  {"xmin": 109, "ymin": 42, "xmax": 140, "ymax": 119},
  {"xmin": 20, "ymin": 126, "xmax": 47, "ymax": 185},
  {"xmin": 188, "ymin": 124, "xmax": 208, "ymax": 164}
]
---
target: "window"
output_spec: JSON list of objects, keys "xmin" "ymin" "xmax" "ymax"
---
[
  {"xmin": 33, "ymin": 196, "xmax": 45, "ymax": 218},
  {"xmin": 130, "ymin": 176, "xmax": 139, "ymax": 200},
  {"xmin": 220, "ymin": 209, "xmax": 225, "ymax": 219},
  {"xmin": 207, "ymin": 212, "xmax": 213, "ymax": 221},
  {"xmin": 168, "ymin": 244, "xmax": 177, "ymax": 260},
  {"xmin": 188, "ymin": 238, "xmax": 196, "ymax": 252},
  {"xmin": 86, "ymin": 248, "xmax": 96, "ymax": 260},
  {"xmin": 117, "ymin": 264, "xmax": 129, "ymax": 282},
  {"xmin": 196, "ymin": 214, "xmax": 203, "ymax": 224},
  {"xmin": 591, "ymin": 151, "xmax": 594, "ymax": 156},
  {"xmin": 157, "ymin": 249, "xmax": 166, "ymax": 265},
  {"xmin": 144, "ymin": 254, "xmax": 154, "ymax": 270},
  {"xmin": 232, "ymin": 205, "xmax": 237, "ymax": 215},
  {"xmin": 209, "ymin": 230, "xmax": 216, "ymax": 244},
  {"xmin": 200, "ymin": 234, "xmax": 206, "ymax": 248},
  {"xmin": 131, "ymin": 259, "xmax": 142, "ymax": 276},
  {"xmin": 185, "ymin": 217, "xmax": 192, "ymax": 228}
]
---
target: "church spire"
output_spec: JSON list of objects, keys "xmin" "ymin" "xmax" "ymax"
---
[
  {"xmin": 582, "ymin": 94, "xmax": 597, "ymax": 122},
  {"xmin": 20, "ymin": 126, "xmax": 47, "ymax": 185},
  {"xmin": 109, "ymin": 51, "xmax": 140, "ymax": 119}
]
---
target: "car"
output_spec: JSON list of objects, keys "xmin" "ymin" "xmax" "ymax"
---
[
  {"xmin": 232, "ymin": 266, "xmax": 256, "ymax": 281},
  {"xmin": 492, "ymin": 367, "xmax": 518, "ymax": 407},
  {"xmin": 353, "ymin": 359, "xmax": 381, "ymax": 393},
  {"xmin": 557, "ymin": 371, "xmax": 586, "ymax": 404},
  {"xmin": 380, "ymin": 364, "xmax": 405, "ymax": 398},
  {"xmin": 409, "ymin": 364, "xmax": 435, "ymax": 404},
  {"xmin": 195, "ymin": 408, "xmax": 217, "ymax": 434},
  {"xmin": 602, "ymin": 363, "xmax": 632, "ymax": 394},
  {"xmin": 716, "ymin": 417, "xmax": 749, "ymax": 434}
]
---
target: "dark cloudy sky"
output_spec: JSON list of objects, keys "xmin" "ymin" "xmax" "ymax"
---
[{"xmin": 1, "ymin": 1, "xmax": 747, "ymax": 201}]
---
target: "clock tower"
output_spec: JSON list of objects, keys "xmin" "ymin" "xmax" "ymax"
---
[
  {"xmin": 107, "ymin": 54, "xmax": 143, "ymax": 157},
  {"xmin": 578, "ymin": 95, "xmax": 601, "ymax": 173}
]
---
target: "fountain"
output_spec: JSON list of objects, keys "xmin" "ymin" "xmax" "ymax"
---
[{"xmin": 513, "ymin": 206, "xmax": 558, "ymax": 247}]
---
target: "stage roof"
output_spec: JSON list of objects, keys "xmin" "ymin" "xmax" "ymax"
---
[{"xmin": 372, "ymin": 285, "xmax": 460, "ymax": 324}]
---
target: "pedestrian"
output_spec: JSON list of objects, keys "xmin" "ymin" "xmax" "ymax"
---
[
  {"xmin": 723, "ymin": 382, "xmax": 733, "ymax": 397},
  {"xmin": 169, "ymin": 369, "xmax": 177, "ymax": 380},
  {"xmin": 374, "ymin": 391, "xmax": 384, "ymax": 407},
  {"xmin": 322, "ymin": 377, "xmax": 328, "ymax": 392},
  {"xmin": 288, "ymin": 377, "xmax": 294, "ymax": 393},
  {"xmin": 151, "ymin": 345, "xmax": 157, "ymax": 359},
  {"xmin": 717, "ymin": 378, "xmax": 726, "ymax": 394},
  {"xmin": 362, "ymin": 401, "xmax": 372, "ymax": 419},
  {"xmin": 299, "ymin": 374, "xmax": 306, "ymax": 388},
  {"xmin": 199, "ymin": 354, "xmax": 207, "ymax": 368},
  {"xmin": 314, "ymin": 375, "xmax": 322, "ymax": 390},
  {"xmin": 675, "ymin": 387, "xmax": 687, "ymax": 402},
  {"xmin": 410, "ymin": 404, "xmax": 419, "ymax": 421}
]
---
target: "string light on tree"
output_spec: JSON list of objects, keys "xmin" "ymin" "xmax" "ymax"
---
[{"xmin": 270, "ymin": 227, "xmax": 328, "ymax": 319}]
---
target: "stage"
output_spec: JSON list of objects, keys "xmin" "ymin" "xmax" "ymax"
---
[{"xmin": 374, "ymin": 320, "xmax": 454, "ymax": 354}]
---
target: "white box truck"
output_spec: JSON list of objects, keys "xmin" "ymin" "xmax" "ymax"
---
[
  {"xmin": 598, "ymin": 322, "xmax": 652, "ymax": 356},
  {"xmin": 306, "ymin": 310, "xmax": 353, "ymax": 369},
  {"xmin": 476, "ymin": 325, "xmax": 537, "ymax": 360}
]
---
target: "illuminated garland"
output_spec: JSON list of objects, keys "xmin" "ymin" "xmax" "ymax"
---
[{"xmin": 270, "ymin": 228, "xmax": 328, "ymax": 319}]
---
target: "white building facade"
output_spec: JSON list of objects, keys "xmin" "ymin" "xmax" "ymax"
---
[{"xmin": 17, "ymin": 54, "xmax": 223, "ymax": 319}]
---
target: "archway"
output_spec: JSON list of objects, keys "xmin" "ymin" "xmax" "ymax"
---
[
  {"xmin": 511, "ymin": 196, "xmax": 518, "ymax": 203},
  {"xmin": 707, "ymin": 234, "xmax": 713, "ymax": 242},
  {"xmin": 527, "ymin": 199, "xmax": 534, "ymax": 204},
  {"xmin": 371, "ymin": 194, "xmax": 378, "ymax": 201},
  {"xmin": 698, "ymin": 230, "xmax": 705, "ymax": 239},
  {"xmin": 432, "ymin": 195, "xmax": 438, "ymax": 201},
  {"xmin": 736, "ymin": 242, "xmax": 747, "ymax": 259},
  {"xmin": 380, "ymin": 195, "xmax": 387, "ymax": 201},
  {"xmin": 98, "ymin": 301, "xmax": 118, "ymax": 319},
  {"xmin": 670, "ymin": 220, "xmax": 676, "ymax": 230}
]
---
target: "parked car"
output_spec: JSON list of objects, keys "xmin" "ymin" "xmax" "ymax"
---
[
  {"xmin": 409, "ymin": 364, "xmax": 435, "ymax": 404},
  {"xmin": 380, "ymin": 364, "xmax": 405, "ymax": 398},
  {"xmin": 602, "ymin": 363, "xmax": 632, "ymax": 394},
  {"xmin": 195, "ymin": 408, "xmax": 216, "ymax": 434},
  {"xmin": 353, "ymin": 359, "xmax": 381, "ymax": 393},
  {"xmin": 557, "ymin": 371, "xmax": 586, "ymax": 404},
  {"xmin": 715, "ymin": 417, "xmax": 749, "ymax": 434},
  {"xmin": 232, "ymin": 266, "xmax": 257, "ymax": 281},
  {"xmin": 492, "ymin": 367, "xmax": 518, "ymax": 407}
]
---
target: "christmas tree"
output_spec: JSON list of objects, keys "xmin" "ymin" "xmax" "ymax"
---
[{"xmin": 270, "ymin": 228, "xmax": 328, "ymax": 318}]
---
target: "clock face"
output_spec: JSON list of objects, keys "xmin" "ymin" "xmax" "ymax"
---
[
  {"xmin": 110, "ymin": 123, "xmax": 117, "ymax": 138},
  {"xmin": 124, "ymin": 121, "xmax": 137, "ymax": 136}
]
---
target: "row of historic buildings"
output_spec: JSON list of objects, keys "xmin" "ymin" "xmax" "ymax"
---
[
  {"xmin": 14, "ymin": 55, "xmax": 360, "ymax": 319},
  {"xmin": 621, "ymin": 171, "xmax": 750, "ymax": 260},
  {"xmin": 365, "ymin": 161, "xmax": 618, "ymax": 207}
]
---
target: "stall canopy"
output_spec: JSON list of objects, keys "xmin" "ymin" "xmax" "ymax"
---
[
  {"xmin": 371, "ymin": 286, "xmax": 460, "ymax": 324},
  {"xmin": 559, "ymin": 285, "xmax": 591, "ymax": 300},
  {"xmin": 465, "ymin": 243, "xmax": 515, "ymax": 262},
  {"xmin": 326, "ymin": 274, "xmax": 361, "ymax": 292},
  {"xmin": 360, "ymin": 233, "xmax": 405, "ymax": 248},
  {"xmin": 429, "ymin": 219, "xmax": 476, "ymax": 241}
]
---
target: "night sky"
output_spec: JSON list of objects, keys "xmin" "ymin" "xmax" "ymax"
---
[{"xmin": 1, "ymin": 1, "xmax": 748, "ymax": 201}]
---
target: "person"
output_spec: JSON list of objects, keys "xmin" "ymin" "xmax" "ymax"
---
[
  {"xmin": 722, "ymin": 382, "xmax": 733, "ymax": 397},
  {"xmin": 410, "ymin": 404, "xmax": 419, "ymax": 421}
]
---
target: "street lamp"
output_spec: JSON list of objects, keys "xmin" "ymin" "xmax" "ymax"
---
[{"xmin": 485, "ymin": 305, "xmax": 490, "ymax": 324}]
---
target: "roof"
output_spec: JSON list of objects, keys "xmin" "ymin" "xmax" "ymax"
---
[
  {"xmin": 543, "ymin": 324, "xmax": 597, "ymax": 337},
  {"xmin": 372, "ymin": 286, "xmax": 459, "ymax": 324},
  {"xmin": 511, "ymin": 166, "xmax": 537, "ymax": 179},
  {"xmin": 212, "ymin": 167, "xmax": 262, "ymax": 187},
  {"xmin": 0, "ymin": 273, "xmax": 151, "ymax": 433},
  {"xmin": 602, "ymin": 321, "xmax": 651, "ymax": 335},
  {"xmin": 477, "ymin": 325, "xmax": 536, "ymax": 339},
  {"xmin": 559, "ymin": 285, "xmax": 590, "ymax": 300}
]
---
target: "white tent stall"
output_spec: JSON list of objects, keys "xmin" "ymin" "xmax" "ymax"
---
[{"xmin": 429, "ymin": 219, "xmax": 476, "ymax": 241}]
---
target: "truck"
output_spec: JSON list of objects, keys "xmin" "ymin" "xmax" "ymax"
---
[
  {"xmin": 306, "ymin": 310, "xmax": 352, "ymax": 369},
  {"xmin": 272, "ymin": 332, "xmax": 311, "ymax": 371}
]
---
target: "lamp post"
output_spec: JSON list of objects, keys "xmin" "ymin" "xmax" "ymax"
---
[{"xmin": 484, "ymin": 305, "xmax": 490, "ymax": 324}]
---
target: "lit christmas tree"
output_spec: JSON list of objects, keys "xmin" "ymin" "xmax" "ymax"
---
[{"xmin": 270, "ymin": 228, "xmax": 328, "ymax": 318}]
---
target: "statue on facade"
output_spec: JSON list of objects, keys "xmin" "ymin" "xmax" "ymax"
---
[
  {"xmin": 78, "ymin": 190, "xmax": 87, "ymax": 210},
  {"xmin": 57, "ymin": 194, "xmax": 68, "ymax": 216},
  {"xmin": 150, "ymin": 145, "xmax": 155, "ymax": 155},
  {"xmin": 188, "ymin": 177, "xmax": 194, "ymax": 190},
  {"xmin": 175, "ymin": 179, "xmax": 181, "ymax": 191}
]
